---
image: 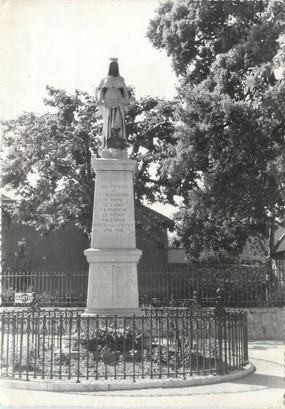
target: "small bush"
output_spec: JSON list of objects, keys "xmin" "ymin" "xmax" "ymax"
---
[{"xmin": 80, "ymin": 325, "xmax": 142, "ymax": 363}]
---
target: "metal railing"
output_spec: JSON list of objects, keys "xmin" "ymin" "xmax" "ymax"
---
[
  {"xmin": 1, "ymin": 271, "xmax": 88, "ymax": 307},
  {"xmin": 0, "ymin": 306, "xmax": 248, "ymax": 382},
  {"xmin": 138, "ymin": 264, "xmax": 284, "ymax": 307},
  {"xmin": 1, "ymin": 262, "xmax": 284, "ymax": 308}
]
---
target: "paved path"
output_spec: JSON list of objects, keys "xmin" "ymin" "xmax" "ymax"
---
[{"xmin": 0, "ymin": 341, "xmax": 284, "ymax": 408}]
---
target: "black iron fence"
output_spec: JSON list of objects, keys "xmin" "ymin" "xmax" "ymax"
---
[
  {"xmin": 1, "ymin": 262, "xmax": 284, "ymax": 308},
  {"xmin": 0, "ymin": 306, "xmax": 248, "ymax": 382},
  {"xmin": 1, "ymin": 271, "xmax": 88, "ymax": 307},
  {"xmin": 138, "ymin": 264, "xmax": 285, "ymax": 307}
]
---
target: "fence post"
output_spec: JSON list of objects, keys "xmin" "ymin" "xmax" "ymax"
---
[
  {"xmin": 243, "ymin": 311, "xmax": 249, "ymax": 364},
  {"xmin": 215, "ymin": 288, "xmax": 224, "ymax": 375},
  {"xmin": 193, "ymin": 290, "xmax": 198, "ymax": 311}
]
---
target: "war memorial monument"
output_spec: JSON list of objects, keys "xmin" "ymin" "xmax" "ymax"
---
[{"xmin": 84, "ymin": 58, "xmax": 142, "ymax": 316}]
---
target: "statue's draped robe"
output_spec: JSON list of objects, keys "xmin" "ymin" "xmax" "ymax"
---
[{"xmin": 98, "ymin": 75, "xmax": 129, "ymax": 149}]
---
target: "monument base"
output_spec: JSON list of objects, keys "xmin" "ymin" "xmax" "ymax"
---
[
  {"xmin": 83, "ymin": 248, "xmax": 142, "ymax": 316},
  {"xmin": 82, "ymin": 308, "xmax": 143, "ymax": 317}
]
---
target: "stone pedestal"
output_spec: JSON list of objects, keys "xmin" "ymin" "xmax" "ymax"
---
[{"xmin": 83, "ymin": 157, "xmax": 142, "ymax": 316}]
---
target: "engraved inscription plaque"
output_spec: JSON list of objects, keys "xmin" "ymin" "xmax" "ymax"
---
[
  {"xmin": 86, "ymin": 263, "xmax": 139, "ymax": 310},
  {"xmin": 96, "ymin": 184, "xmax": 133, "ymax": 233},
  {"xmin": 87, "ymin": 264, "xmax": 113, "ymax": 308},
  {"xmin": 91, "ymin": 170, "xmax": 136, "ymax": 248},
  {"xmin": 114, "ymin": 264, "xmax": 138, "ymax": 307}
]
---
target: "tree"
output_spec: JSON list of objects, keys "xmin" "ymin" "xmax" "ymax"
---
[
  {"xmin": 2, "ymin": 86, "xmax": 176, "ymax": 236},
  {"xmin": 127, "ymin": 96, "xmax": 177, "ymax": 204},
  {"xmin": 2, "ymin": 238, "xmax": 33, "ymax": 272},
  {"xmin": 147, "ymin": 0, "xmax": 285, "ymax": 262}
]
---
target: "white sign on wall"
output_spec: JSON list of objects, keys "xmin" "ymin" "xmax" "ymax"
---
[{"xmin": 14, "ymin": 293, "xmax": 34, "ymax": 304}]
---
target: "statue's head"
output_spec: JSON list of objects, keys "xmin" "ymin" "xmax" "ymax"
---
[{"xmin": 108, "ymin": 58, "xmax": 119, "ymax": 77}]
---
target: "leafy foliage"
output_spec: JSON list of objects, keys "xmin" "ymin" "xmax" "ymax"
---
[
  {"xmin": 127, "ymin": 96, "xmax": 177, "ymax": 204},
  {"xmin": 80, "ymin": 325, "xmax": 142, "ymax": 357},
  {"xmin": 2, "ymin": 87, "xmax": 98, "ymax": 234},
  {"xmin": 2, "ymin": 238, "xmax": 34, "ymax": 272},
  {"xmin": 147, "ymin": 0, "xmax": 285, "ymax": 261},
  {"xmin": 2, "ymin": 86, "xmax": 176, "ymax": 235},
  {"xmin": 147, "ymin": 0, "xmax": 285, "ymax": 82}
]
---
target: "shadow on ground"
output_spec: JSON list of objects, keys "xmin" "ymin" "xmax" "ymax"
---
[{"xmin": 234, "ymin": 373, "xmax": 284, "ymax": 389}]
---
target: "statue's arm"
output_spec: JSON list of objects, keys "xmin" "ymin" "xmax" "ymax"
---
[
  {"xmin": 97, "ymin": 79, "xmax": 106, "ymax": 104},
  {"xmin": 118, "ymin": 78, "xmax": 131, "ymax": 103},
  {"xmin": 98, "ymin": 88, "xmax": 103, "ymax": 104}
]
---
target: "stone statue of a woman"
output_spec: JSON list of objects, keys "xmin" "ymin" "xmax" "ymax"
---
[{"xmin": 98, "ymin": 58, "xmax": 131, "ymax": 158}]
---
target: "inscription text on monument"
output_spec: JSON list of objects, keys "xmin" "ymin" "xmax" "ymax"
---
[
  {"xmin": 95, "ymin": 183, "xmax": 134, "ymax": 233},
  {"xmin": 87, "ymin": 263, "xmax": 139, "ymax": 310},
  {"xmin": 92, "ymin": 176, "xmax": 136, "ymax": 248}
]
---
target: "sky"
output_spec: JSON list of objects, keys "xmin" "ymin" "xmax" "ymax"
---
[
  {"xmin": 1, "ymin": 0, "xmax": 179, "ymax": 217},
  {"xmin": 1, "ymin": 0, "xmax": 178, "ymax": 121}
]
